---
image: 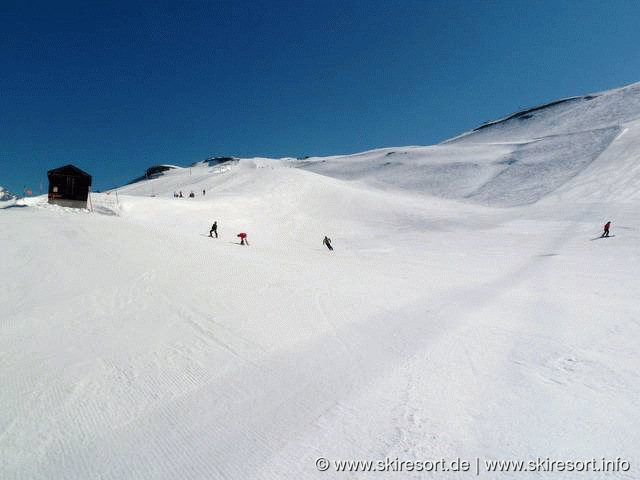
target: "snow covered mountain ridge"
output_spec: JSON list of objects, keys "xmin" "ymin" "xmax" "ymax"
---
[
  {"xmin": 447, "ymin": 81, "xmax": 640, "ymax": 143},
  {"xmin": 120, "ymin": 81, "xmax": 640, "ymax": 207},
  {"xmin": 299, "ymin": 82, "xmax": 640, "ymax": 206}
]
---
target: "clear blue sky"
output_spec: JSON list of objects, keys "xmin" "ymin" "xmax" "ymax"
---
[{"xmin": 2, "ymin": 0, "xmax": 640, "ymax": 193}]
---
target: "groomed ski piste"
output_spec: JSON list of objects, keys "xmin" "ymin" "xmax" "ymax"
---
[{"xmin": 2, "ymin": 82, "xmax": 640, "ymax": 479}]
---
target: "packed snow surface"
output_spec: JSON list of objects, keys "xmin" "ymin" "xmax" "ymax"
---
[{"xmin": 2, "ymin": 82, "xmax": 640, "ymax": 479}]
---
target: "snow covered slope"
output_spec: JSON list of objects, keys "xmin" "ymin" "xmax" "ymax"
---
[
  {"xmin": 448, "ymin": 82, "xmax": 640, "ymax": 143},
  {"xmin": 1, "ymin": 82, "xmax": 639, "ymax": 479},
  {"xmin": 300, "ymin": 82, "xmax": 640, "ymax": 206}
]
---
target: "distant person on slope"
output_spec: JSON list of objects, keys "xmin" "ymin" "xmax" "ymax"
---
[
  {"xmin": 323, "ymin": 236, "xmax": 333, "ymax": 251},
  {"xmin": 209, "ymin": 221, "xmax": 218, "ymax": 238},
  {"xmin": 602, "ymin": 221, "xmax": 611, "ymax": 238},
  {"xmin": 238, "ymin": 232, "xmax": 249, "ymax": 245}
]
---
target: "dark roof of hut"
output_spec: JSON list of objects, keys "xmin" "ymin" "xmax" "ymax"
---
[{"xmin": 47, "ymin": 165, "xmax": 92, "ymax": 179}]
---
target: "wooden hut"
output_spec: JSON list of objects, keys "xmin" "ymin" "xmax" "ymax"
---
[{"xmin": 47, "ymin": 165, "xmax": 92, "ymax": 208}]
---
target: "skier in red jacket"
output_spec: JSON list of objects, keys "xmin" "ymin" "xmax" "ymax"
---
[
  {"xmin": 602, "ymin": 221, "xmax": 611, "ymax": 238},
  {"xmin": 237, "ymin": 232, "xmax": 249, "ymax": 245}
]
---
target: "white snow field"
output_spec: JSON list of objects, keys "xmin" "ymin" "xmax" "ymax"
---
[{"xmin": 2, "ymin": 82, "xmax": 640, "ymax": 479}]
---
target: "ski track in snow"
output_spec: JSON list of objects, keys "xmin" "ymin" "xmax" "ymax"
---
[{"xmin": 2, "ymin": 82, "xmax": 640, "ymax": 479}]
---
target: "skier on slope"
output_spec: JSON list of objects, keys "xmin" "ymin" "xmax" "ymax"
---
[
  {"xmin": 237, "ymin": 232, "xmax": 249, "ymax": 245},
  {"xmin": 323, "ymin": 236, "xmax": 333, "ymax": 251},
  {"xmin": 602, "ymin": 221, "xmax": 611, "ymax": 238},
  {"xmin": 209, "ymin": 221, "xmax": 218, "ymax": 238}
]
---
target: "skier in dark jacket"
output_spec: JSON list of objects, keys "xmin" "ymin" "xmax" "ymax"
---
[
  {"xmin": 323, "ymin": 236, "xmax": 333, "ymax": 251},
  {"xmin": 209, "ymin": 221, "xmax": 218, "ymax": 238},
  {"xmin": 602, "ymin": 221, "xmax": 611, "ymax": 238}
]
